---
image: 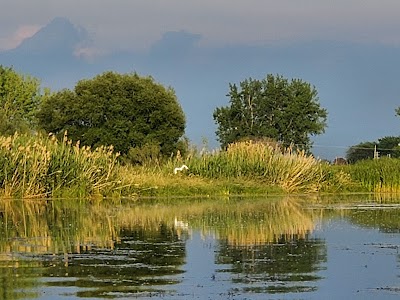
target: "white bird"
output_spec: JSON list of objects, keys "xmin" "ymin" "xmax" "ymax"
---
[
  {"xmin": 174, "ymin": 217, "xmax": 189, "ymax": 229},
  {"xmin": 173, "ymin": 164, "xmax": 188, "ymax": 174}
]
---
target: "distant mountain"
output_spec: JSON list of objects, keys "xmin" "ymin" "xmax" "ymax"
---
[
  {"xmin": 0, "ymin": 17, "xmax": 92, "ymax": 84},
  {"xmin": 14, "ymin": 17, "xmax": 89, "ymax": 56}
]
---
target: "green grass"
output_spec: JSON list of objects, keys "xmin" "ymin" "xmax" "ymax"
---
[
  {"xmin": 3, "ymin": 133, "xmax": 399, "ymax": 199},
  {"xmin": 170, "ymin": 141, "xmax": 344, "ymax": 193},
  {"xmin": 336, "ymin": 157, "xmax": 400, "ymax": 193}
]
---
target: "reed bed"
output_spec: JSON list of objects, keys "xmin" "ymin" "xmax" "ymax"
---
[
  {"xmin": 175, "ymin": 141, "xmax": 331, "ymax": 193},
  {"xmin": 0, "ymin": 134, "xmax": 360, "ymax": 198},
  {"xmin": 0, "ymin": 132, "xmax": 121, "ymax": 198},
  {"xmin": 339, "ymin": 158, "xmax": 400, "ymax": 193}
]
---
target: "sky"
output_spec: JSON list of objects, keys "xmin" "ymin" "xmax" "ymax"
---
[
  {"xmin": 1, "ymin": 0, "xmax": 400, "ymax": 160},
  {"xmin": 2, "ymin": 0, "xmax": 400, "ymax": 52}
]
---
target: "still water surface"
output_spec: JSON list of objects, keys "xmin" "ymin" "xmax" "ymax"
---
[{"xmin": 0, "ymin": 195, "xmax": 399, "ymax": 299}]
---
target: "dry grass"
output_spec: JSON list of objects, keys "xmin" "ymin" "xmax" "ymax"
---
[
  {"xmin": 0, "ymin": 132, "xmax": 121, "ymax": 198},
  {"xmin": 0, "ymin": 135, "xmax": 357, "ymax": 198},
  {"xmin": 175, "ymin": 141, "xmax": 331, "ymax": 193}
]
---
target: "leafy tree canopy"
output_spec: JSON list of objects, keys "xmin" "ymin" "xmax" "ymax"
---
[
  {"xmin": 346, "ymin": 136, "xmax": 400, "ymax": 163},
  {"xmin": 0, "ymin": 65, "xmax": 44, "ymax": 135},
  {"xmin": 37, "ymin": 71, "xmax": 186, "ymax": 156},
  {"xmin": 346, "ymin": 141, "xmax": 376, "ymax": 163},
  {"xmin": 395, "ymin": 107, "xmax": 400, "ymax": 118},
  {"xmin": 213, "ymin": 74, "xmax": 327, "ymax": 151},
  {"xmin": 377, "ymin": 136, "xmax": 400, "ymax": 158}
]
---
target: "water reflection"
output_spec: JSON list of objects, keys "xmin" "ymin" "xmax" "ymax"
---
[
  {"xmin": 185, "ymin": 198, "xmax": 326, "ymax": 295},
  {"xmin": 347, "ymin": 208, "xmax": 400, "ymax": 233},
  {"xmin": 0, "ymin": 195, "xmax": 399, "ymax": 299},
  {"xmin": 0, "ymin": 199, "xmax": 188, "ymax": 298},
  {"xmin": 43, "ymin": 226, "xmax": 186, "ymax": 298},
  {"xmin": 217, "ymin": 236, "xmax": 325, "ymax": 294},
  {"xmin": 193, "ymin": 197, "xmax": 317, "ymax": 245}
]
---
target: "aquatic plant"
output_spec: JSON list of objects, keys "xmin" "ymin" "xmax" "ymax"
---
[
  {"xmin": 338, "ymin": 157, "xmax": 400, "ymax": 193},
  {"xmin": 175, "ymin": 141, "xmax": 330, "ymax": 193},
  {"xmin": 0, "ymin": 132, "xmax": 121, "ymax": 198}
]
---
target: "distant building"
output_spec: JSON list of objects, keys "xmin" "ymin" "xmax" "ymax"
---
[{"xmin": 333, "ymin": 157, "xmax": 347, "ymax": 165}]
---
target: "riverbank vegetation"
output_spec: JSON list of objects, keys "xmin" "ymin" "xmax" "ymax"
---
[
  {"xmin": 0, "ymin": 132, "xmax": 379, "ymax": 199},
  {"xmin": 0, "ymin": 132, "xmax": 121, "ymax": 198},
  {"xmin": 334, "ymin": 157, "xmax": 400, "ymax": 193},
  {"xmin": 2, "ymin": 67, "xmax": 400, "ymax": 199}
]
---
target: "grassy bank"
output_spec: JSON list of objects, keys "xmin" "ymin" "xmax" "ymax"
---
[
  {"xmin": 1, "ymin": 133, "xmax": 396, "ymax": 199},
  {"xmin": 117, "ymin": 140, "xmax": 352, "ymax": 197},
  {"xmin": 336, "ymin": 157, "xmax": 400, "ymax": 193}
]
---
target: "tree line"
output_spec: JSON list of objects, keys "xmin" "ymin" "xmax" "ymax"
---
[{"xmin": 1, "ymin": 65, "xmax": 397, "ymax": 163}]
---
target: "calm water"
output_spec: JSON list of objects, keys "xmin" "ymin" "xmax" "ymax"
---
[{"xmin": 0, "ymin": 195, "xmax": 399, "ymax": 300}]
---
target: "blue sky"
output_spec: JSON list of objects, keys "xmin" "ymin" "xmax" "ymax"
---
[{"xmin": 1, "ymin": 1, "xmax": 400, "ymax": 160}]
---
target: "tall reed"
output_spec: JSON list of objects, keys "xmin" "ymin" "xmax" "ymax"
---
[
  {"xmin": 0, "ymin": 132, "xmax": 121, "ymax": 198},
  {"xmin": 171, "ymin": 141, "xmax": 331, "ymax": 193},
  {"xmin": 340, "ymin": 157, "xmax": 400, "ymax": 193}
]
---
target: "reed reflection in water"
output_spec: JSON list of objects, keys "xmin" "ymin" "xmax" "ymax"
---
[
  {"xmin": 193, "ymin": 198, "xmax": 325, "ymax": 295},
  {"xmin": 0, "ymin": 196, "xmax": 325, "ymax": 299}
]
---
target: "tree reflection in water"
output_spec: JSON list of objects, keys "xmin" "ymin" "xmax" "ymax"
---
[
  {"xmin": 43, "ymin": 225, "xmax": 186, "ymax": 298},
  {"xmin": 217, "ymin": 236, "xmax": 325, "ymax": 294},
  {"xmin": 0, "ymin": 196, "xmax": 340, "ymax": 299}
]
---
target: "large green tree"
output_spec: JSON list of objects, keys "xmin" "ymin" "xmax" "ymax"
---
[
  {"xmin": 37, "ymin": 71, "xmax": 186, "ymax": 155},
  {"xmin": 213, "ymin": 74, "xmax": 327, "ymax": 151},
  {"xmin": 0, "ymin": 65, "xmax": 43, "ymax": 135}
]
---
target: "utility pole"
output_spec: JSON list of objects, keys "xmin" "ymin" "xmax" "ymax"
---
[{"xmin": 374, "ymin": 145, "xmax": 380, "ymax": 159}]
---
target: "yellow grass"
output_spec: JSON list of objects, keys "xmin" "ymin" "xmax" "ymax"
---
[
  {"xmin": 178, "ymin": 141, "xmax": 332, "ymax": 193},
  {"xmin": 0, "ymin": 132, "xmax": 121, "ymax": 198}
]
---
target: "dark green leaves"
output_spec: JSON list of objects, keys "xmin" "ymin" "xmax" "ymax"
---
[
  {"xmin": 346, "ymin": 136, "xmax": 400, "ymax": 163},
  {"xmin": 213, "ymin": 74, "xmax": 327, "ymax": 151},
  {"xmin": 37, "ymin": 71, "xmax": 186, "ymax": 156}
]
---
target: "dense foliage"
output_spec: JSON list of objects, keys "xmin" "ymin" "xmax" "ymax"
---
[
  {"xmin": 346, "ymin": 141, "xmax": 376, "ymax": 163},
  {"xmin": 213, "ymin": 74, "xmax": 327, "ymax": 151},
  {"xmin": 0, "ymin": 65, "xmax": 44, "ymax": 135},
  {"xmin": 37, "ymin": 71, "xmax": 186, "ymax": 156},
  {"xmin": 346, "ymin": 136, "xmax": 400, "ymax": 163}
]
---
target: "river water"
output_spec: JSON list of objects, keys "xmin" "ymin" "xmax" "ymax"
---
[{"xmin": 0, "ymin": 195, "xmax": 399, "ymax": 299}]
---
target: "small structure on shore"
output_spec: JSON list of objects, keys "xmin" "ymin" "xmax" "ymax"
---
[{"xmin": 333, "ymin": 157, "xmax": 347, "ymax": 165}]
